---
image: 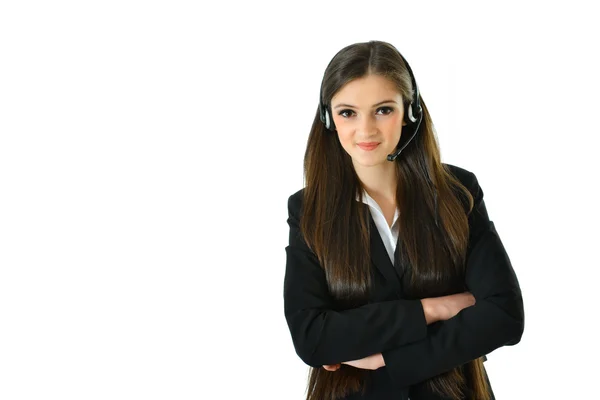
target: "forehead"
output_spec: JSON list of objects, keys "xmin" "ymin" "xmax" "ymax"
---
[{"xmin": 331, "ymin": 74, "xmax": 402, "ymax": 106}]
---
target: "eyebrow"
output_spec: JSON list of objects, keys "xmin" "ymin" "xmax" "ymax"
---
[{"xmin": 333, "ymin": 100, "xmax": 398, "ymax": 110}]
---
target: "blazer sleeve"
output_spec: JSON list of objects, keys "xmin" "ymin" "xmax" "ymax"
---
[
  {"xmin": 284, "ymin": 192, "xmax": 429, "ymax": 368},
  {"xmin": 380, "ymin": 171, "xmax": 525, "ymax": 387}
]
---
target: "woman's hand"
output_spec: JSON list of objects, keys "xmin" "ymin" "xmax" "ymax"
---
[
  {"xmin": 322, "ymin": 363, "xmax": 341, "ymax": 371},
  {"xmin": 323, "ymin": 353, "xmax": 385, "ymax": 371},
  {"xmin": 436, "ymin": 291, "xmax": 476, "ymax": 321},
  {"xmin": 421, "ymin": 291, "xmax": 476, "ymax": 324}
]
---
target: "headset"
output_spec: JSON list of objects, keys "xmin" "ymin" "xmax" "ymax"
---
[
  {"xmin": 318, "ymin": 50, "xmax": 423, "ymax": 162},
  {"xmin": 317, "ymin": 49, "xmax": 439, "ymax": 227}
]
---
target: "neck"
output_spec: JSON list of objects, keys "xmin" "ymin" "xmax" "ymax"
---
[{"xmin": 353, "ymin": 159, "xmax": 398, "ymax": 202}]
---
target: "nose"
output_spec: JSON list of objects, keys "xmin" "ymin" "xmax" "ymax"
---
[{"xmin": 358, "ymin": 114, "xmax": 378, "ymax": 135}]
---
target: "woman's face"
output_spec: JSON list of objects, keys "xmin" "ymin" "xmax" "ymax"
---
[{"xmin": 330, "ymin": 74, "xmax": 407, "ymax": 168}]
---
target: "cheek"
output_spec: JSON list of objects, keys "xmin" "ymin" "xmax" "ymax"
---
[
  {"xmin": 383, "ymin": 115, "xmax": 404, "ymax": 138},
  {"xmin": 336, "ymin": 130, "xmax": 355, "ymax": 148},
  {"xmin": 384, "ymin": 113, "xmax": 402, "ymax": 128}
]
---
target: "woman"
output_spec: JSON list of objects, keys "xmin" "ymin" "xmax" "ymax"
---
[{"xmin": 283, "ymin": 40, "xmax": 524, "ymax": 400}]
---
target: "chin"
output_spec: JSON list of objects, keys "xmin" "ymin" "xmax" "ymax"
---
[{"xmin": 353, "ymin": 156, "xmax": 387, "ymax": 168}]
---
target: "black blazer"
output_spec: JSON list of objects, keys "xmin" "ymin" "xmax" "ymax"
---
[{"xmin": 283, "ymin": 163, "xmax": 525, "ymax": 400}]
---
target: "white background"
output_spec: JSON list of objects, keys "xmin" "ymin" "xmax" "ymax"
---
[{"xmin": 1, "ymin": 1, "xmax": 598, "ymax": 399}]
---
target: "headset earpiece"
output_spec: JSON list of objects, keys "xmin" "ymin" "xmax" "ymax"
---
[
  {"xmin": 407, "ymin": 102, "xmax": 417, "ymax": 123},
  {"xmin": 319, "ymin": 101, "xmax": 336, "ymax": 131}
]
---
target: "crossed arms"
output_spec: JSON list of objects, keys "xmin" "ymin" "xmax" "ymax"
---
[{"xmin": 283, "ymin": 170, "xmax": 524, "ymax": 387}]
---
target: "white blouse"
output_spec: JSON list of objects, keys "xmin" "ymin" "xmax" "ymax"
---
[{"xmin": 356, "ymin": 190, "xmax": 400, "ymax": 264}]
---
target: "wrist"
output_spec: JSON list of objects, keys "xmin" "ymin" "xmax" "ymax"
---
[{"xmin": 420, "ymin": 298, "xmax": 439, "ymax": 325}]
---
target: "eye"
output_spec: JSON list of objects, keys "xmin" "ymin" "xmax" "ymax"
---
[
  {"xmin": 338, "ymin": 109, "xmax": 355, "ymax": 118},
  {"xmin": 337, "ymin": 107, "xmax": 394, "ymax": 119},
  {"xmin": 376, "ymin": 106, "xmax": 394, "ymax": 115}
]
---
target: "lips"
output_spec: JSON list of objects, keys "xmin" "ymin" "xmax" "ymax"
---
[{"xmin": 357, "ymin": 142, "xmax": 380, "ymax": 150}]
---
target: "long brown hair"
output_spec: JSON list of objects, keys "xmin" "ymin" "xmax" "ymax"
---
[{"xmin": 299, "ymin": 40, "xmax": 490, "ymax": 400}]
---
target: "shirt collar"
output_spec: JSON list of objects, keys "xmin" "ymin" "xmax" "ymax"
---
[{"xmin": 356, "ymin": 188, "xmax": 401, "ymax": 225}]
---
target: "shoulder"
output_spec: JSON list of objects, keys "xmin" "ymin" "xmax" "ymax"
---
[
  {"xmin": 443, "ymin": 162, "xmax": 480, "ymax": 196},
  {"xmin": 287, "ymin": 188, "xmax": 306, "ymax": 217},
  {"xmin": 286, "ymin": 165, "xmax": 482, "ymax": 213},
  {"xmin": 442, "ymin": 163, "xmax": 485, "ymax": 216},
  {"xmin": 443, "ymin": 163, "xmax": 477, "ymax": 188}
]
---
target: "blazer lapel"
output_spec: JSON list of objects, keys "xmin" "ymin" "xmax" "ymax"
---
[{"xmin": 368, "ymin": 213, "xmax": 404, "ymax": 297}]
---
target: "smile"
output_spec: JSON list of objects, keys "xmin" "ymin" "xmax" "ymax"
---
[{"xmin": 357, "ymin": 143, "xmax": 380, "ymax": 151}]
